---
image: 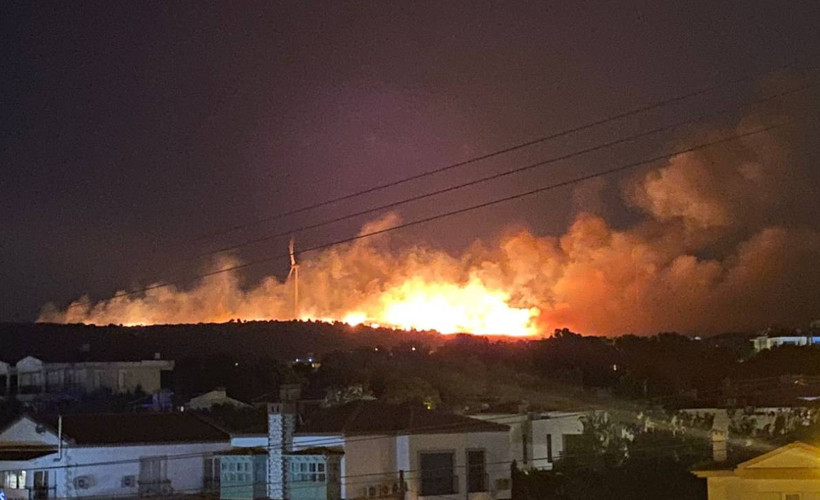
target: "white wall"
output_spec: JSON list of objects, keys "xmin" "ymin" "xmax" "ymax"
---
[
  {"xmin": 530, "ymin": 413, "xmax": 584, "ymax": 470},
  {"xmin": 0, "ymin": 442, "xmax": 230, "ymax": 499},
  {"xmin": 54, "ymin": 442, "xmax": 229, "ymax": 498},
  {"xmin": 470, "ymin": 413, "xmax": 585, "ymax": 471},
  {"xmin": 0, "ymin": 417, "xmax": 60, "ymax": 446},
  {"xmin": 405, "ymin": 431, "xmax": 512, "ymax": 500}
]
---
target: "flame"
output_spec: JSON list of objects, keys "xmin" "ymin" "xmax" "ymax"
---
[
  {"xmin": 376, "ymin": 277, "xmax": 537, "ymax": 336},
  {"xmin": 37, "ymin": 101, "xmax": 820, "ymax": 337}
]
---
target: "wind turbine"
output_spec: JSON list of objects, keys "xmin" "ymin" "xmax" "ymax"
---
[{"xmin": 288, "ymin": 238, "xmax": 299, "ymax": 319}]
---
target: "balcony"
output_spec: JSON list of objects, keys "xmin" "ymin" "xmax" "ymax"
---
[
  {"xmin": 138, "ymin": 478, "xmax": 172, "ymax": 497},
  {"xmin": 467, "ymin": 472, "xmax": 489, "ymax": 493},
  {"xmin": 419, "ymin": 474, "xmax": 458, "ymax": 497}
]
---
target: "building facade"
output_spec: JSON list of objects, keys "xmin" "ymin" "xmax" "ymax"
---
[
  {"xmin": 287, "ymin": 401, "xmax": 513, "ymax": 500},
  {"xmin": 0, "ymin": 413, "xmax": 230, "ymax": 499},
  {"xmin": 472, "ymin": 412, "xmax": 585, "ymax": 470},
  {"xmin": 0, "ymin": 356, "xmax": 174, "ymax": 402},
  {"xmin": 693, "ymin": 442, "xmax": 820, "ymax": 500}
]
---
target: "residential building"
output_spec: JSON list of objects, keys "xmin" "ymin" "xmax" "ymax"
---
[
  {"xmin": 0, "ymin": 356, "xmax": 174, "ymax": 402},
  {"xmin": 472, "ymin": 412, "xmax": 585, "ymax": 470},
  {"xmin": 692, "ymin": 441, "xmax": 820, "ymax": 499},
  {"xmin": 215, "ymin": 447, "xmax": 269, "ymax": 500},
  {"xmin": 0, "ymin": 412, "xmax": 230, "ymax": 499},
  {"xmin": 289, "ymin": 401, "xmax": 513, "ymax": 500},
  {"xmin": 751, "ymin": 335, "xmax": 820, "ymax": 352}
]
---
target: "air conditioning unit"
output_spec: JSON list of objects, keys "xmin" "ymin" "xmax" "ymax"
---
[
  {"xmin": 74, "ymin": 475, "xmax": 93, "ymax": 489},
  {"xmin": 122, "ymin": 475, "xmax": 136, "ymax": 488}
]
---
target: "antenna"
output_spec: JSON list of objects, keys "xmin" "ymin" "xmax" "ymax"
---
[{"xmin": 288, "ymin": 238, "xmax": 299, "ymax": 319}]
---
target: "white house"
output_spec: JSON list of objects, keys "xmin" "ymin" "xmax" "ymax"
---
[
  {"xmin": 0, "ymin": 412, "xmax": 231, "ymax": 499},
  {"xmin": 471, "ymin": 412, "xmax": 585, "ymax": 470},
  {"xmin": 284, "ymin": 401, "xmax": 513, "ymax": 500},
  {"xmin": 751, "ymin": 335, "xmax": 820, "ymax": 352}
]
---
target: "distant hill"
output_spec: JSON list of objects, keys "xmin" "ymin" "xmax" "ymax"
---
[{"xmin": 0, "ymin": 321, "xmax": 447, "ymax": 363}]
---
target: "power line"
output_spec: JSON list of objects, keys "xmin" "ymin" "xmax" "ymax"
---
[
  {"xmin": 188, "ymin": 79, "xmax": 818, "ymax": 262},
  {"xmin": 1, "ymin": 437, "xmax": 717, "ymax": 498},
  {"xmin": 189, "ymin": 51, "xmax": 820, "ymax": 244},
  {"xmin": 63, "ymin": 113, "xmax": 808, "ymax": 310}
]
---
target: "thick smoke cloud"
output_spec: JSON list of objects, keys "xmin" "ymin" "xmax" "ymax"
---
[{"xmin": 40, "ymin": 90, "xmax": 820, "ymax": 335}]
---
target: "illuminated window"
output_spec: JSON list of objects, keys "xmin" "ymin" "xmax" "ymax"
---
[
  {"xmin": 2, "ymin": 470, "xmax": 27, "ymax": 489},
  {"xmin": 784, "ymin": 494, "xmax": 801, "ymax": 500}
]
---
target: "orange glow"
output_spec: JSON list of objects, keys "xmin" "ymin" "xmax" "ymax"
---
[{"xmin": 375, "ymin": 277, "xmax": 537, "ymax": 336}]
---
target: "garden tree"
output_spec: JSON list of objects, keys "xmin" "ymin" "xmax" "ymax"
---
[
  {"xmin": 322, "ymin": 384, "xmax": 375, "ymax": 407},
  {"xmin": 735, "ymin": 345, "xmax": 820, "ymax": 378},
  {"xmin": 174, "ymin": 355, "xmax": 299, "ymax": 403},
  {"xmin": 380, "ymin": 377, "xmax": 441, "ymax": 409},
  {"xmin": 514, "ymin": 411, "xmax": 711, "ymax": 500},
  {"xmin": 530, "ymin": 329, "xmax": 620, "ymax": 387}
]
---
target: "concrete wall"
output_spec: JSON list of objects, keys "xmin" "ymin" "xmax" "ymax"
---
[
  {"xmin": 404, "ymin": 431, "xmax": 512, "ymax": 500},
  {"xmin": 294, "ymin": 430, "xmax": 512, "ymax": 500},
  {"xmin": 0, "ymin": 442, "xmax": 229, "ymax": 499},
  {"xmin": 471, "ymin": 413, "xmax": 584, "ymax": 471},
  {"xmin": 706, "ymin": 477, "xmax": 820, "ymax": 500},
  {"xmin": 530, "ymin": 413, "xmax": 585, "ymax": 470}
]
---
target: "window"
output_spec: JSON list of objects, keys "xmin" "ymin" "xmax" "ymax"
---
[
  {"xmin": 563, "ymin": 434, "xmax": 584, "ymax": 459},
  {"xmin": 547, "ymin": 434, "xmax": 553, "ymax": 463},
  {"xmin": 784, "ymin": 495, "xmax": 801, "ymax": 500},
  {"xmin": 420, "ymin": 452, "xmax": 456, "ymax": 496},
  {"xmin": 467, "ymin": 450, "xmax": 487, "ymax": 493},
  {"xmin": 290, "ymin": 460, "xmax": 327, "ymax": 482},
  {"xmin": 139, "ymin": 456, "xmax": 167, "ymax": 487},
  {"xmin": 1, "ymin": 470, "xmax": 26, "ymax": 489},
  {"xmin": 34, "ymin": 470, "xmax": 49, "ymax": 499},
  {"xmin": 204, "ymin": 457, "xmax": 220, "ymax": 490}
]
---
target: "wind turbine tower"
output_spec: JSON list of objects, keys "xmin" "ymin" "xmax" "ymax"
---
[{"xmin": 288, "ymin": 238, "xmax": 299, "ymax": 319}]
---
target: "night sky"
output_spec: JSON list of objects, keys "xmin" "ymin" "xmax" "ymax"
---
[{"xmin": 2, "ymin": 2, "xmax": 819, "ymax": 326}]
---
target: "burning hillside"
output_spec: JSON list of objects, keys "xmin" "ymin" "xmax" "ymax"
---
[{"xmin": 39, "ymin": 97, "xmax": 820, "ymax": 336}]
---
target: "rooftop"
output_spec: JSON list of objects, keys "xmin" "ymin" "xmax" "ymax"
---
[
  {"xmin": 40, "ymin": 412, "xmax": 230, "ymax": 445},
  {"xmin": 298, "ymin": 401, "xmax": 509, "ymax": 435}
]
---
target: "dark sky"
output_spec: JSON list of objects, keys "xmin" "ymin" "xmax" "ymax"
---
[{"xmin": 2, "ymin": 1, "xmax": 819, "ymax": 322}]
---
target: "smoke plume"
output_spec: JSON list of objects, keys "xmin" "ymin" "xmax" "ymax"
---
[{"xmin": 40, "ymin": 90, "xmax": 820, "ymax": 335}]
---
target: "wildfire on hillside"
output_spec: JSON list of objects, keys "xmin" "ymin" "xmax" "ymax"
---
[{"xmin": 38, "ymin": 101, "xmax": 820, "ymax": 336}]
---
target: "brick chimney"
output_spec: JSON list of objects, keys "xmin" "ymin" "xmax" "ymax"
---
[{"xmin": 267, "ymin": 403, "xmax": 297, "ymax": 499}]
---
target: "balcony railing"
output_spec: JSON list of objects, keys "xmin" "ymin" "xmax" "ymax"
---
[
  {"xmin": 467, "ymin": 472, "xmax": 489, "ymax": 493},
  {"xmin": 419, "ymin": 474, "xmax": 458, "ymax": 496}
]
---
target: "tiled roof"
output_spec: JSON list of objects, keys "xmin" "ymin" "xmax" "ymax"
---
[
  {"xmin": 289, "ymin": 446, "xmax": 344, "ymax": 456},
  {"xmin": 0, "ymin": 446, "xmax": 57, "ymax": 460},
  {"xmin": 298, "ymin": 401, "xmax": 509, "ymax": 435},
  {"xmin": 54, "ymin": 413, "xmax": 230, "ymax": 445},
  {"xmin": 216, "ymin": 447, "xmax": 269, "ymax": 456}
]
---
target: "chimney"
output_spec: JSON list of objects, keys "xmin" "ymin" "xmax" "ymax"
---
[
  {"xmin": 268, "ymin": 403, "xmax": 297, "ymax": 500},
  {"xmin": 711, "ymin": 412, "xmax": 730, "ymax": 463}
]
